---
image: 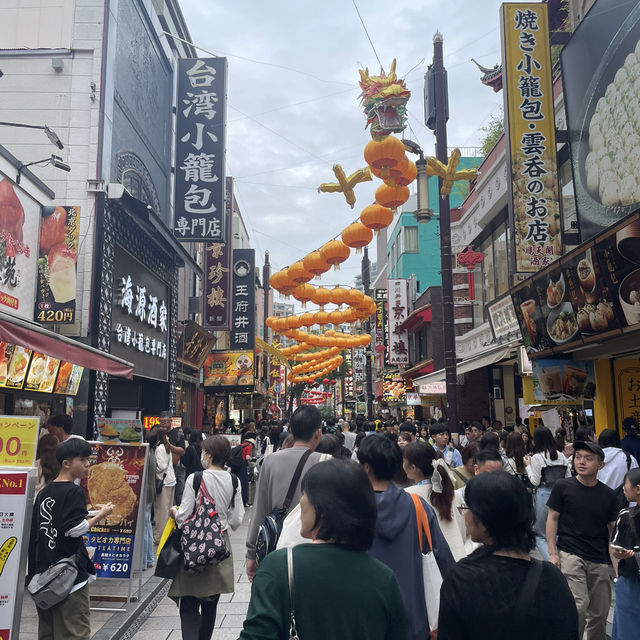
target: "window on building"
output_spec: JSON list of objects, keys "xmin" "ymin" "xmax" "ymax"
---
[
  {"xmin": 481, "ymin": 234, "xmax": 495, "ymax": 316},
  {"xmin": 404, "ymin": 226, "xmax": 419, "ymax": 253},
  {"xmin": 122, "ymin": 169, "xmax": 154, "ymax": 208}
]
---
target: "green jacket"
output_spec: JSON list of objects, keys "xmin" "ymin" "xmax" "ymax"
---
[{"xmin": 239, "ymin": 543, "xmax": 407, "ymax": 640}]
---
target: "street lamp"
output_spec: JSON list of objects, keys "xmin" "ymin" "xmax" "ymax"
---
[
  {"xmin": 0, "ymin": 121, "xmax": 64, "ymax": 149},
  {"xmin": 401, "ymin": 139, "xmax": 434, "ymax": 224},
  {"xmin": 16, "ymin": 154, "xmax": 71, "ymax": 184}
]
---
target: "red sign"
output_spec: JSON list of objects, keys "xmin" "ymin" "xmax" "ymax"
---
[
  {"xmin": 0, "ymin": 472, "xmax": 27, "ymax": 495},
  {"xmin": 142, "ymin": 415, "xmax": 160, "ymax": 430}
]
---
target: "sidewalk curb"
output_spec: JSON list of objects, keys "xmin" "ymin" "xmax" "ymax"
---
[{"xmin": 91, "ymin": 576, "xmax": 171, "ymax": 640}]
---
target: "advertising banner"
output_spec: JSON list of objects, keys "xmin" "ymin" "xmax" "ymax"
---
[
  {"xmin": 203, "ymin": 351, "xmax": 254, "ymax": 387},
  {"xmin": 96, "ymin": 417, "xmax": 143, "ymax": 444},
  {"xmin": 0, "ymin": 416, "xmax": 38, "ymax": 467},
  {"xmin": 512, "ymin": 213, "xmax": 640, "ymax": 355},
  {"xmin": 0, "ymin": 469, "xmax": 32, "ymax": 640},
  {"xmin": 177, "ymin": 321, "xmax": 215, "ymax": 369},
  {"xmin": 0, "ymin": 176, "xmax": 40, "ymax": 320},
  {"xmin": 531, "ymin": 359, "xmax": 596, "ymax": 404},
  {"xmin": 419, "ymin": 381, "xmax": 447, "ymax": 395},
  {"xmin": 35, "ymin": 205, "xmax": 80, "ymax": 324},
  {"xmin": 203, "ymin": 176, "xmax": 233, "ymax": 330},
  {"xmin": 81, "ymin": 443, "xmax": 146, "ymax": 579},
  {"xmin": 561, "ymin": 0, "xmax": 640, "ymax": 241},
  {"xmin": 487, "ymin": 295, "xmax": 520, "ymax": 340},
  {"xmin": 614, "ymin": 359, "xmax": 640, "ymax": 426},
  {"xmin": 501, "ymin": 3, "xmax": 561, "ymax": 273},
  {"xmin": 230, "ymin": 249, "xmax": 255, "ymax": 351},
  {"xmin": 174, "ymin": 58, "xmax": 227, "ymax": 241},
  {"xmin": 382, "ymin": 372, "xmax": 406, "ymax": 403},
  {"xmin": 387, "ymin": 279, "xmax": 409, "ymax": 366}
]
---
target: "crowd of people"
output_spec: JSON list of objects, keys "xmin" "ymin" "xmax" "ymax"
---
[{"xmin": 26, "ymin": 409, "xmax": 640, "ymax": 639}]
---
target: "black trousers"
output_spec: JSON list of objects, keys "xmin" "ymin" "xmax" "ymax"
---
[
  {"xmin": 179, "ymin": 595, "xmax": 220, "ymax": 640},
  {"xmin": 174, "ymin": 464, "xmax": 186, "ymax": 505}
]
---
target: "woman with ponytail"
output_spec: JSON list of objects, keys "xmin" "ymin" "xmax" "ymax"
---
[{"xmin": 403, "ymin": 441, "xmax": 468, "ymax": 560}]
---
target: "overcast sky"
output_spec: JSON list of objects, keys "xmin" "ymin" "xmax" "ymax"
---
[{"xmin": 179, "ymin": 0, "xmax": 506, "ymax": 289}]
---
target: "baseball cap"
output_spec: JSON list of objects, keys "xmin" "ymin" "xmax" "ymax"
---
[
  {"xmin": 622, "ymin": 417, "xmax": 639, "ymax": 434},
  {"xmin": 573, "ymin": 440, "xmax": 605, "ymax": 461}
]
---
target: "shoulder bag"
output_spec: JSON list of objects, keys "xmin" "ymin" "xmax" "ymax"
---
[
  {"xmin": 255, "ymin": 449, "xmax": 313, "ymax": 565},
  {"xmin": 28, "ymin": 552, "xmax": 79, "ymax": 610},
  {"xmin": 287, "ymin": 546, "xmax": 300, "ymax": 639},
  {"xmin": 410, "ymin": 493, "xmax": 442, "ymax": 638}
]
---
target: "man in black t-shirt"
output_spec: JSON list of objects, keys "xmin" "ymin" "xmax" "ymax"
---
[
  {"xmin": 28, "ymin": 439, "xmax": 113, "ymax": 640},
  {"xmin": 546, "ymin": 441, "xmax": 619, "ymax": 640}
]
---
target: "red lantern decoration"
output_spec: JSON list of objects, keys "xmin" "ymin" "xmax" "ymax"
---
[
  {"xmin": 323, "ymin": 378, "xmax": 330, "ymax": 385},
  {"xmin": 457, "ymin": 246, "xmax": 484, "ymax": 301}
]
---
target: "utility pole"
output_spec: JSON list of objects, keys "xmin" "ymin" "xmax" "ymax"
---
[
  {"xmin": 362, "ymin": 246, "xmax": 373, "ymax": 418},
  {"xmin": 433, "ymin": 32, "xmax": 459, "ymax": 432},
  {"xmin": 262, "ymin": 250, "xmax": 271, "ymax": 401}
]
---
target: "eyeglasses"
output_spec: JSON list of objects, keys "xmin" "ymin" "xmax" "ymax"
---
[{"xmin": 457, "ymin": 504, "xmax": 471, "ymax": 514}]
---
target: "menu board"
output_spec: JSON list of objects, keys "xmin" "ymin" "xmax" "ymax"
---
[
  {"xmin": 2, "ymin": 346, "xmax": 32, "ymax": 390},
  {"xmin": 512, "ymin": 213, "xmax": 640, "ymax": 355},
  {"xmin": 96, "ymin": 417, "xmax": 143, "ymax": 444},
  {"xmin": 53, "ymin": 361, "xmax": 84, "ymax": 395},
  {"xmin": 532, "ymin": 359, "xmax": 596, "ymax": 405},
  {"xmin": 24, "ymin": 352, "xmax": 61, "ymax": 393}
]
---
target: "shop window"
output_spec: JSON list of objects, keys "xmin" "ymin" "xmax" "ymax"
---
[
  {"xmin": 404, "ymin": 226, "xmax": 419, "ymax": 253},
  {"xmin": 122, "ymin": 170, "xmax": 154, "ymax": 207}
]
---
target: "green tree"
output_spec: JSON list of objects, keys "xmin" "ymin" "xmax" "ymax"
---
[{"xmin": 480, "ymin": 111, "xmax": 504, "ymax": 157}]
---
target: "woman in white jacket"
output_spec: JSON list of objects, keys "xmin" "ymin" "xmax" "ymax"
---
[
  {"xmin": 524, "ymin": 426, "xmax": 571, "ymax": 560},
  {"xmin": 151, "ymin": 428, "xmax": 176, "ymax": 544},
  {"xmin": 597, "ymin": 429, "xmax": 638, "ymax": 490}
]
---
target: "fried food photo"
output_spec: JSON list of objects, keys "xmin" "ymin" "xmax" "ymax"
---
[{"xmin": 87, "ymin": 462, "xmax": 137, "ymax": 525}]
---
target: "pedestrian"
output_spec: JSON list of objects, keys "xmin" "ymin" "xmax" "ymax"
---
[
  {"xmin": 182, "ymin": 430, "xmax": 204, "ymax": 478},
  {"xmin": 473, "ymin": 448, "xmax": 504, "ymax": 475},
  {"xmin": 151, "ymin": 426, "xmax": 176, "ymax": 544},
  {"xmin": 143, "ymin": 428, "xmax": 157, "ymax": 569},
  {"xmin": 340, "ymin": 418, "xmax": 356, "ymax": 451},
  {"xmin": 46, "ymin": 414, "xmax": 83, "ymax": 442},
  {"xmin": 397, "ymin": 431, "xmax": 413, "ymax": 448},
  {"xmin": 239, "ymin": 458, "xmax": 407, "ymax": 640},
  {"xmin": 451, "ymin": 443, "xmax": 477, "ymax": 488},
  {"xmin": 620, "ymin": 416, "xmax": 640, "ymax": 463},
  {"xmin": 598, "ymin": 428, "xmax": 638, "ymax": 492},
  {"xmin": 403, "ymin": 441, "xmax": 467, "ymax": 560},
  {"xmin": 555, "ymin": 426, "xmax": 573, "ymax": 458},
  {"xmin": 34, "ymin": 433, "xmax": 60, "ymax": 497},
  {"xmin": 504, "ymin": 431, "xmax": 527, "ymax": 476},
  {"xmin": 159, "ymin": 411, "xmax": 186, "ymax": 505},
  {"xmin": 430, "ymin": 422, "xmax": 462, "ymax": 467},
  {"xmin": 358, "ymin": 434, "xmax": 454, "ymax": 640},
  {"xmin": 245, "ymin": 406, "xmax": 324, "ymax": 581},
  {"xmin": 28, "ymin": 439, "xmax": 114, "ymax": 640},
  {"xmin": 168, "ymin": 435, "xmax": 244, "ymax": 639},
  {"xmin": 610, "ymin": 468, "xmax": 640, "ymax": 640},
  {"xmin": 524, "ymin": 425, "xmax": 571, "ymax": 560},
  {"xmin": 468, "ymin": 421, "xmax": 485, "ymax": 442},
  {"xmin": 521, "ymin": 428, "xmax": 533, "ymax": 453},
  {"xmin": 438, "ymin": 471, "xmax": 578, "ymax": 640},
  {"xmin": 315, "ymin": 433, "xmax": 342, "ymax": 458},
  {"xmin": 546, "ymin": 441, "xmax": 619, "ymax": 640}
]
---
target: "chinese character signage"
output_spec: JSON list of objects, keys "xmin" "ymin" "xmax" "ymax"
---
[
  {"xmin": 353, "ymin": 346, "xmax": 366, "ymax": 392},
  {"xmin": 531, "ymin": 359, "xmax": 595, "ymax": 405},
  {"xmin": 487, "ymin": 295, "xmax": 520, "ymax": 340},
  {"xmin": 174, "ymin": 58, "xmax": 227, "ymax": 241},
  {"xmin": 501, "ymin": 3, "xmax": 561, "ymax": 273},
  {"xmin": 203, "ymin": 177, "xmax": 233, "ymax": 330},
  {"xmin": 375, "ymin": 288, "xmax": 388, "ymax": 366},
  {"xmin": 81, "ymin": 443, "xmax": 146, "ymax": 579},
  {"xmin": 614, "ymin": 359, "xmax": 640, "ymax": 428},
  {"xmin": 35, "ymin": 206, "xmax": 80, "ymax": 324},
  {"xmin": 561, "ymin": 0, "xmax": 640, "ymax": 241},
  {"xmin": 344, "ymin": 348, "xmax": 354, "ymax": 399},
  {"xmin": 387, "ymin": 279, "xmax": 409, "ymax": 365},
  {"xmin": 111, "ymin": 245, "xmax": 170, "ymax": 381},
  {"xmin": 230, "ymin": 249, "xmax": 255, "ymax": 350},
  {"xmin": 0, "ymin": 176, "xmax": 39, "ymax": 320},
  {"xmin": 203, "ymin": 351, "xmax": 254, "ymax": 387},
  {"xmin": 177, "ymin": 321, "xmax": 215, "ymax": 369}
]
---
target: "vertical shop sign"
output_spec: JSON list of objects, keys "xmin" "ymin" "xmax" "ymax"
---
[
  {"xmin": 35, "ymin": 206, "xmax": 80, "ymax": 324},
  {"xmin": 344, "ymin": 348, "xmax": 354, "ymax": 399},
  {"xmin": 230, "ymin": 249, "xmax": 255, "ymax": 351},
  {"xmin": 203, "ymin": 177, "xmax": 233, "ymax": 330},
  {"xmin": 501, "ymin": 3, "xmax": 561, "ymax": 273},
  {"xmin": 375, "ymin": 288, "xmax": 388, "ymax": 366},
  {"xmin": 614, "ymin": 359, "xmax": 640, "ymax": 427},
  {"xmin": 174, "ymin": 58, "xmax": 227, "ymax": 241},
  {"xmin": 387, "ymin": 279, "xmax": 409, "ymax": 366}
]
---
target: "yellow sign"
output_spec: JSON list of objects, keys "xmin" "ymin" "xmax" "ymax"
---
[
  {"xmin": 203, "ymin": 351, "xmax": 254, "ymax": 387},
  {"xmin": 0, "ymin": 416, "xmax": 39, "ymax": 467},
  {"xmin": 614, "ymin": 359, "xmax": 640, "ymax": 431},
  {"xmin": 502, "ymin": 3, "xmax": 561, "ymax": 273}
]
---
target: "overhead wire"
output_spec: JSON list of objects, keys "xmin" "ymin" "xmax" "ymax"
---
[{"xmin": 351, "ymin": 0, "xmax": 385, "ymax": 73}]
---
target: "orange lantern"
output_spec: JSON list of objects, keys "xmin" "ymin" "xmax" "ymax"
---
[
  {"xmin": 363, "ymin": 135, "xmax": 405, "ymax": 170},
  {"xmin": 285, "ymin": 315, "xmax": 303, "ymax": 330},
  {"xmin": 387, "ymin": 155, "xmax": 409, "ymax": 181},
  {"xmin": 288, "ymin": 261, "xmax": 314, "ymax": 284},
  {"xmin": 265, "ymin": 316, "xmax": 278, "ymax": 329},
  {"xmin": 360, "ymin": 203, "xmax": 393, "ymax": 232},
  {"xmin": 345, "ymin": 288, "xmax": 365, "ymax": 307},
  {"xmin": 311, "ymin": 286, "xmax": 332, "ymax": 308},
  {"xmin": 303, "ymin": 251, "xmax": 330, "ymax": 279},
  {"xmin": 313, "ymin": 310, "xmax": 330, "ymax": 326},
  {"xmin": 320, "ymin": 240, "xmax": 350, "ymax": 271},
  {"xmin": 299, "ymin": 313, "xmax": 314, "ymax": 328},
  {"xmin": 341, "ymin": 222, "xmax": 373, "ymax": 253},
  {"xmin": 292, "ymin": 283, "xmax": 315, "ymax": 306},
  {"xmin": 331, "ymin": 287, "xmax": 350, "ymax": 306},
  {"xmin": 375, "ymin": 183, "xmax": 410, "ymax": 210},
  {"xmin": 340, "ymin": 307, "xmax": 359, "ymax": 323},
  {"xmin": 273, "ymin": 317, "xmax": 289, "ymax": 332},
  {"xmin": 328, "ymin": 310, "xmax": 344, "ymax": 325},
  {"xmin": 393, "ymin": 159, "xmax": 417, "ymax": 187},
  {"xmin": 270, "ymin": 269, "xmax": 297, "ymax": 295}
]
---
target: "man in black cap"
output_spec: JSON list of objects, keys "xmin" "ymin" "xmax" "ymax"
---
[
  {"xmin": 620, "ymin": 416, "xmax": 640, "ymax": 463},
  {"xmin": 545, "ymin": 441, "xmax": 619, "ymax": 640}
]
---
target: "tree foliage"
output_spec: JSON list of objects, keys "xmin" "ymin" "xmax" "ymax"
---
[{"xmin": 480, "ymin": 111, "xmax": 504, "ymax": 158}]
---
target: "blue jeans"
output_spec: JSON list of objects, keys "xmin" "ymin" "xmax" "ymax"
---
[
  {"xmin": 613, "ymin": 576, "xmax": 640, "ymax": 640},
  {"xmin": 533, "ymin": 485, "xmax": 551, "ymax": 561},
  {"xmin": 144, "ymin": 505, "xmax": 155, "ymax": 567}
]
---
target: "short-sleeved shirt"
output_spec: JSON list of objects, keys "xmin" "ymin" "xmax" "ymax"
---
[
  {"xmin": 611, "ymin": 506, "xmax": 640, "ymax": 581},
  {"xmin": 546, "ymin": 477, "xmax": 619, "ymax": 563}
]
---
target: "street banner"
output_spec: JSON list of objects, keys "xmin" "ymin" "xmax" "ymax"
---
[
  {"xmin": 501, "ymin": 3, "xmax": 561, "ymax": 273},
  {"xmin": 174, "ymin": 58, "xmax": 227, "ymax": 241},
  {"xmin": 81, "ymin": 443, "xmax": 146, "ymax": 579},
  {"xmin": 0, "ymin": 416, "xmax": 38, "ymax": 467},
  {"xmin": 35, "ymin": 205, "xmax": 80, "ymax": 324},
  {"xmin": 387, "ymin": 279, "xmax": 409, "ymax": 365},
  {"xmin": 230, "ymin": 249, "xmax": 255, "ymax": 351}
]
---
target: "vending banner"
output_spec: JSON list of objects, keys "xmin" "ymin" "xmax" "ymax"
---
[
  {"xmin": 35, "ymin": 205, "xmax": 80, "ymax": 324},
  {"xmin": 532, "ymin": 359, "xmax": 596, "ymax": 404},
  {"xmin": 81, "ymin": 443, "xmax": 146, "ymax": 579},
  {"xmin": 501, "ymin": 3, "xmax": 561, "ymax": 273},
  {"xmin": 174, "ymin": 58, "xmax": 227, "ymax": 241}
]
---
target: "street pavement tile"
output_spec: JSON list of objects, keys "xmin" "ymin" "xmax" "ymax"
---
[
  {"xmin": 217, "ymin": 601, "xmax": 250, "ymax": 615},
  {"xmin": 217, "ymin": 614, "xmax": 249, "ymax": 628},
  {"xmin": 136, "ymin": 615, "xmax": 182, "ymax": 630},
  {"xmin": 129, "ymin": 631, "xmax": 172, "ymax": 640},
  {"xmin": 230, "ymin": 583, "xmax": 252, "ymax": 602},
  {"xmin": 148, "ymin": 604, "xmax": 179, "ymax": 617}
]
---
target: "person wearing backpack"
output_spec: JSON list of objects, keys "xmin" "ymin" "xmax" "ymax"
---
[
  {"xmin": 168, "ymin": 435, "xmax": 244, "ymax": 640},
  {"xmin": 597, "ymin": 429, "xmax": 638, "ymax": 504}
]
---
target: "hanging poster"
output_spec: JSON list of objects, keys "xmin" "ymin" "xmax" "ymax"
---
[
  {"xmin": 35, "ymin": 205, "xmax": 80, "ymax": 324},
  {"xmin": 203, "ymin": 351, "xmax": 254, "ymax": 388},
  {"xmin": 532, "ymin": 359, "xmax": 596, "ymax": 404},
  {"xmin": 81, "ymin": 443, "xmax": 146, "ymax": 579},
  {"xmin": 96, "ymin": 417, "xmax": 143, "ymax": 444},
  {"xmin": 387, "ymin": 279, "xmax": 409, "ymax": 365},
  {"xmin": 177, "ymin": 321, "xmax": 215, "ymax": 369},
  {"xmin": 501, "ymin": 3, "xmax": 561, "ymax": 273},
  {"xmin": 174, "ymin": 58, "xmax": 227, "ymax": 241}
]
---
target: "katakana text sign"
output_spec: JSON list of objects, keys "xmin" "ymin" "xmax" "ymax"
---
[
  {"xmin": 174, "ymin": 58, "xmax": 227, "ymax": 241},
  {"xmin": 501, "ymin": 4, "xmax": 561, "ymax": 273},
  {"xmin": 230, "ymin": 249, "xmax": 255, "ymax": 351}
]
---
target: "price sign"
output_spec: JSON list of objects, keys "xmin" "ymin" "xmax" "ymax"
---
[{"xmin": 0, "ymin": 416, "xmax": 38, "ymax": 467}]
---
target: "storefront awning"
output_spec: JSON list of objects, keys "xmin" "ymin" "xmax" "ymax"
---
[
  {"xmin": 399, "ymin": 305, "xmax": 432, "ymax": 332},
  {"xmin": 0, "ymin": 312, "xmax": 134, "ymax": 379}
]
